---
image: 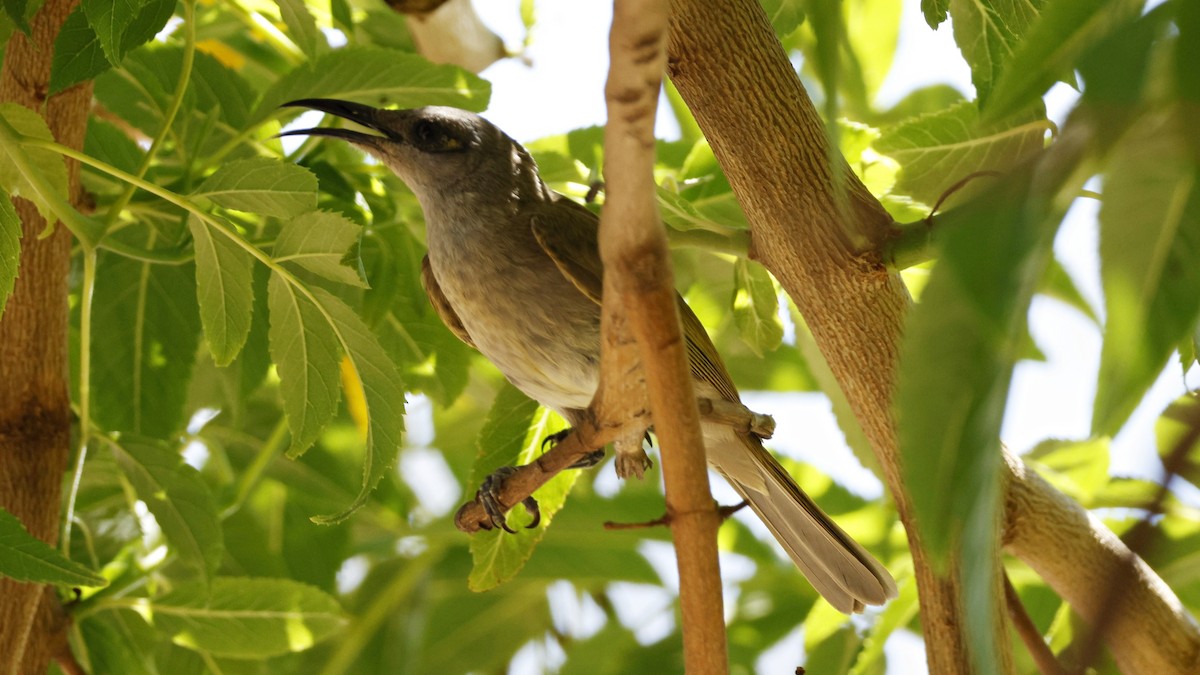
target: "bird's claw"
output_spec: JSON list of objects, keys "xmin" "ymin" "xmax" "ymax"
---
[
  {"xmin": 478, "ymin": 466, "xmax": 540, "ymax": 533},
  {"xmin": 541, "ymin": 428, "xmax": 605, "ymax": 469},
  {"xmin": 540, "ymin": 428, "xmax": 572, "ymax": 452}
]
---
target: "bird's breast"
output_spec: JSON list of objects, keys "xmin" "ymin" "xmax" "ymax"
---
[{"xmin": 426, "ymin": 220, "xmax": 601, "ymax": 411}]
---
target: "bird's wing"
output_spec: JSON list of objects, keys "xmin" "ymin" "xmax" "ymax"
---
[
  {"xmin": 529, "ymin": 198, "xmax": 605, "ymax": 305},
  {"xmin": 529, "ymin": 195, "xmax": 740, "ymax": 404},
  {"xmin": 420, "ymin": 254, "xmax": 477, "ymax": 349}
]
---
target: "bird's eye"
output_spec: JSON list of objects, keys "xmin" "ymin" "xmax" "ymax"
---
[{"xmin": 412, "ymin": 120, "xmax": 465, "ymax": 153}]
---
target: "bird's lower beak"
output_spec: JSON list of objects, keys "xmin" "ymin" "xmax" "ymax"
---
[{"xmin": 278, "ymin": 98, "xmax": 389, "ymax": 145}]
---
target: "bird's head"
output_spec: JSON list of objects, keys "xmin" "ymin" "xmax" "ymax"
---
[{"xmin": 280, "ymin": 99, "xmax": 516, "ymax": 199}]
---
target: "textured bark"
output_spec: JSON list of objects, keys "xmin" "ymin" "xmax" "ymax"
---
[
  {"xmin": 0, "ymin": 0, "xmax": 93, "ymax": 672},
  {"xmin": 665, "ymin": 0, "xmax": 1011, "ymax": 671},
  {"xmin": 1003, "ymin": 453, "xmax": 1200, "ymax": 673}
]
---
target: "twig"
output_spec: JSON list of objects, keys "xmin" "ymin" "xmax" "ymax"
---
[
  {"xmin": 603, "ymin": 500, "xmax": 747, "ymax": 530},
  {"xmin": 1004, "ymin": 573, "xmax": 1067, "ymax": 675}
]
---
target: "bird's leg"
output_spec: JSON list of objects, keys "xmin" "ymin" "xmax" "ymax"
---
[
  {"xmin": 542, "ymin": 428, "xmax": 605, "ymax": 468},
  {"xmin": 614, "ymin": 428, "xmax": 653, "ymax": 480},
  {"xmin": 697, "ymin": 397, "xmax": 775, "ymax": 439},
  {"xmin": 475, "ymin": 466, "xmax": 541, "ymax": 533}
]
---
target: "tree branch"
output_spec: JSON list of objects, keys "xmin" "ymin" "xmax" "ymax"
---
[
  {"xmin": 0, "ymin": 0, "xmax": 93, "ymax": 671},
  {"xmin": 600, "ymin": 1, "xmax": 727, "ymax": 672},
  {"xmin": 664, "ymin": 0, "xmax": 1002, "ymax": 670}
]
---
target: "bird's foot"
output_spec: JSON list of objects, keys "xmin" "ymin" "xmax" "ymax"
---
[
  {"xmin": 613, "ymin": 432, "xmax": 653, "ymax": 480},
  {"xmin": 541, "ymin": 428, "xmax": 605, "ymax": 469},
  {"xmin": 477, "ymin": 466, "xmax": 540, "ymax": 533}
]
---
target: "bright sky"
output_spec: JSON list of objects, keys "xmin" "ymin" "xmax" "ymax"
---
[{"xmin": 401, "ymin": 1, "xmax": 1198, "ymax": 671}]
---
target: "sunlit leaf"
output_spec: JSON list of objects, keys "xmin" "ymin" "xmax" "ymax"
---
[
  {"xmin": 308, "ymin": 287, "xmax": 406, "ymax": 523},
  {"xmin": 148, "ymin": 578, "xmax": 346, "ymax": 657},
  {"xmin": 732, "ymin": 258, "xmax": 783, "ymax": 356},
  {"xmin": 0, "ymin": 103, "xmax": 68, "ymax": 224},
  {"xmin": 273, "ymin": 0, "xmax": 326, "ymax": 59},
  {"xmin": 253, "ymin": 47, "xmax": 491, "ymax": 126},
  {"xmin": 1156, "ymin": 393, "xmax": 1200, "ymax": 489},
  {"xmin": 874, "ymin": 100, "xmax": 1050, "ymax": 207},
  {"xmin": 948, "ymin": 0, "xmax": 1044, "ymax": 102},
  {"xmin": 267, "ymin": 273, "xmax": 342, "ymax": 458},
  {"xmin": 188, "ymin": 216, "xmax": 254, "ymax": 366},
  {"xmin": 194, "ymin": 158, "xmax": 318, "ymax": 219},
  {"xmin": 0, "ymin": 506, "xmax": 107, "ymax": 587},
  {"xmin": 468, "ymin": 383, "xmax": 578, "ymax": 591},
  {"xmin": 274, "ymin": 210, "xmax": 365, "ymax": 287}
]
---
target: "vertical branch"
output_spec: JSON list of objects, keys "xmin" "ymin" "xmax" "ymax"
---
[
  {"xmin": 0, "ymin": 0, "xmax": 94, "ymax": 671},
  {"xmin": 601, "ymin": 1, "xmax": 727, "ymax": 673},
  {"xmin": 664, "ymin": 0, "xmax": 1009, "ymax": 671}
]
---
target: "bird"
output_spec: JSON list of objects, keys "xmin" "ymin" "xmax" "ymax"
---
[{"xmin": 280, "ymin": 99, "xmax": 898, "ymax": 613}]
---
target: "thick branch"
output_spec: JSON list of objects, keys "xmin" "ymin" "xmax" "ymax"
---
[
  {"xmin": 664, "ymin": 0, "xmax": 1003, "ymax": 671},
  {"xmin": 1003, "ymin": 452, "xmax": 1200, "ymax": 673},
  {"xmin": 602, "ymin": 1, "xmax": 727, "ymax": 672},
  {"xmin": 0, "ymin": 0, "xmax": 93, "ymax": 671}
]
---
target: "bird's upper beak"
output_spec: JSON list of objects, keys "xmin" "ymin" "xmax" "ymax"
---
[{"xmin": 278, "ymin": 98, "xmax": 398, "ymax": 146}]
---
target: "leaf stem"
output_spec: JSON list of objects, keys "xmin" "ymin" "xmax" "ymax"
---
[
  {"xmin": 220, "ymin": 418, "xmax": 289, "ymax": 519},
  {"xmin": 61, "ymin": 248, "xmax": 97, "ymax": 556},
  {"xmin": 102, "ymin": 0, "xmax": 198, "ymax": 232},
  {"xmin": 668, "ymin": 226, "xmax": 749, "ymax": 257}
]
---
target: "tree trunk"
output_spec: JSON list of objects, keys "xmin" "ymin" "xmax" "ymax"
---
[
  {"xmin": 665, "ymin": 0, "xmax": 1011, "ymax": 671},
  {"xmin": 0, "ymin": 0, "xmax": 94, "ymax": 672}
]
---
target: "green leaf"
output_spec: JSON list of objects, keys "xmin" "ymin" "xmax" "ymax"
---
[
  {"xmin": 0, "ymin": 103, "xmax": 69, "ymax": 224},
  {"xmin": 91, "ymin": 250, "xmax": 201, "ymax": 437},
  {"xmin": 1039, "ymin": 254, "xmax": 1099, "ymax": 324},
  {"xmin": 896, "ymin": 164, "xmax": 1062, "ymax": 674},
  {"xmin": 731, "ymin": 258, "xmax": 783, "ymax": 356},
  {"xmin": 922, "ymin": 0, "xmax": 949, "ymax": 28},
  {"xmin": 3, "ymin": 0, "xmax": 29, "ymax": 34},
  {"xmin": 267, "ymin": 273, "xmax": 342, "ymax": 458},
  {"xmin": 95, "ymin": 46, "xmax": 257, "ymax": 159},
  {"xmin": 194, "ymin": 159, "xmax": 318, "ymax": 219},
  {"xmin": 307, "ymin": 287, "xmax": 405, "ymax": 523},
  {"xmin": 759, "ymin": 0, "xmax": 804, "ymax": 37},
  {"xmin": 1025, "ymin": 438, "xmax": 1110, "ymax": 502},
  {"xmin": 82, "ymin": 0, "xmax": 149, "ymax": 64},
  {"xmin": 948, "ymin": 0, "xmax": 1044, "ymax": 102},
  {"xmin": 110, "ymin": 438, "xmax": 223, "ymax": 584},
  {"xmin": 1094, "ymin": 112, "xmax": 1200, "ymax": 436},
  {"xmin": 0, "ymin": 506, "xmax": 107, "ymax": 587},
  {"xmin": 187, "ymin": 216, "xmax": 255, "ymax": 366},
  {"xmin": 274, "ymin": 210, "xmax": 365, "ymax": 287},
  {"xmin": 0, "ymin": 190, "xmax": 17, "ymax": 321},
  {"xmin": 148, "ymin": 578, "xmax": 346, "ymax": 657},
  {"xmin": 849, "ymin": 577, "xmax": 920, "ymax": 674},
  {"xmin": 274, "ymin": 0, "xmax": 326, "ymax": 59},
  {"xmin": 254, "ymin": 46, "xmax": 491, "ymax": 126},
  {"xmin": 1156, "ymin": 394, "xmax": 1200, "ymax": 489},
  {"xmin": 468, "ymin": 383, "xmax": 579, "ymax": 591},
  {"xmin": 49, "ymin": 6, "xmax": 109, "ymax": 94},
  {"xmin": 874, "ymin": 100, "xmax": 1051, "ymax": 207},
  {"xmin": 984, "ymin": 0, "xmax": 1144, "ymax": 121}
]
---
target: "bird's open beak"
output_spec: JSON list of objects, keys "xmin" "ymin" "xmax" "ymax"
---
[{"xmin": 278, "ymin": 98, "xmax": 394, "ymax": 145}]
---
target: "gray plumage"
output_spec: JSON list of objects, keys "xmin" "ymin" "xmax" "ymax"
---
[{"xmin": 282, "ymin": 100, "xmax": 898, "ymax": 613}]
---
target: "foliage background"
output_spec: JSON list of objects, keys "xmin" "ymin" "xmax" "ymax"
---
[{"xmin": 0, "ymin": 0, "xmax": 1198, "ymax": 673}]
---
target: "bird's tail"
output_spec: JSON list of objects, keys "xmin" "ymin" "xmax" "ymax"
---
[{"xmin": 704, "ymin": 422, "xmax": 897, "ymax": 614}]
